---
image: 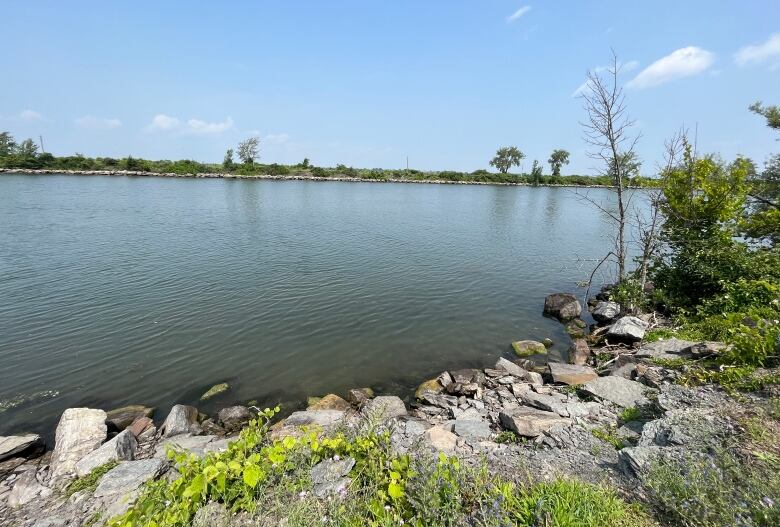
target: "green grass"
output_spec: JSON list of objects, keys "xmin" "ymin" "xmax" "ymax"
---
[
  {"xmin": 495, "ymin": 430, "xmax": 521, "ymax": 444},
  {"xmin": 591, "ymin": 426, "xmax": 627, "ymax": 450},
  {"xmin": 619, "ymin": 407, "xmax": 643, "ymax": 423},
  {"xmin": 66, "ymin": 461, "xmax": 118, "ymax": 497}
]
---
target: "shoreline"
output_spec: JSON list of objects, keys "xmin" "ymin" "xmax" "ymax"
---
[{"xmin": 0, "ymin": 168, "xmax": 651, "ymax": 189}]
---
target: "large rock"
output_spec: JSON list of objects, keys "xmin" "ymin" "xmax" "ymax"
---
[
  {"xmin": 94, "ymin": 458, "xmax": 168, "ymax": 517},
  {"xmin": 217, "ymin": 406, "xmax": 253, "ymax": 432},
  {"xmin": 635, "ymin": 338, "xmax": 698, "ymax": 361},
  {"xmin": 75, "ymin": 430, "xmax": 137, "ymax": 477},
  {"xmin": 414, "ymin": 379, "xmax": 443, "ymax": 400},
  {"xmin": 520, "ymin": 392, "xmax": 569, "ymax": 416},
  {"xmin": 548, "ymin": 363, "xmax": 598, "ymax": 386},
  {"xmin": 159, "ymin": 405, "xmax": 198, "ymax": 438},
  {"xmin": 0, "ymin": 434, "xmax": 44, "ymax": 462},
  {"xmin": 285, "ymin": 409, "xmax": 347, "ymax": 427},
  {"xmin": 512, "ymin": 340, "xmax": 547, "ymax": 357},
  {"xmin": 495, "ymin": 357, "xmax": 528, "ymax": 378},
  {"xmin": 567, "ymin": 338, "xmax": 590, "ymax": 365},
  {"xmin": 592, "ymin": 301, "xmax": 621, "ymax": 323},
  {"xmin": 362, "ymin": 396, "xmax": 407, "ymax": 421},
  {"xmin": 310, "ymin": 456, "xmax": 355, "ymax": 497},
  {"xmin": 308, "ymin": 394, "xmax": 352, "ymax": 412},
  {"xmin": 106, "ymin": 405, "xmax": 155, "ymax": 432},
  {"xmin": 543, "ymin": 293, "xmax": 582, "ymax": 321},
  {"xmin": 452, "ymin": 420, "xmax": 492, "ymax": 441},
  {"xmin": 346, "ymin": 387, "xmax": 374, "ymax": 407},
  {"xmin": 424, "ymin": 426, "xmax": 457, "ymax": 452},
  {"xmin": 499, "ymin": 407, "xmax": 572, "ymax": 437},
  {"xmin": 607, "ymin": 316, "xmax": 648, "ymax": 342},
  {"xmin": 580, "ymin": 376, "xmax": 648, "ymax": 408},
  {"xmin": 7, "ymin": 469, "xmax": 52, "ymax": 507},
  {"xmin": 154, "ymin": 434, "xmax": 218, "ymax": 459},
  {"xmin": 50, "ymin": 408, "xmax": 107, "ymax": 484}
]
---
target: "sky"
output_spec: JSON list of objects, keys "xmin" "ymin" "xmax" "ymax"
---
[{"xmin": 1, "ymin": 1, "xmax": 779, "ymax": 175}]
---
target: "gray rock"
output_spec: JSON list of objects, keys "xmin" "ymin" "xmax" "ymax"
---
[
  {"xmin": 580, "ymin": 376, "xmax": 648, "ymax": 408},
  {"xmin": 75, "ymin": 429, "xmax": 137, "ymax": 477},
  {"xmin": 635, "ymin": 338, "xmax": 698, "ymax": 360},
  {"xmin": 610, "ymin": 363, "xmax": 637, "ymax": 379},
  {"xmin": 592, "ymin": 301, "xmax": 621, "ymax": 323},
  {"xmin": 607, "ymin": 316, "xmax": 648, "ymax": 342},
  {"xmin": 159, "ymin": 405, "xmax": 198, "ymax": 438},
  {"xmin": 520, "ymin": 392, "xmax": 569, "ymax": 416},
  {"xmin": 525, "ymin": 371, "xmax": 544, "ymax": 386},
  {"xmin": 362, "ymin": 396, "xmax": 406, "ymax": 421},
  {"xmin": 543, "ymin": 293, "xmax": 582, "ymax": 321},
  {"xmin": 50, "ymin": 408, "xmax": 108, "ymax": 485},
  {"xmin": 618, "ymin": 446, "xmax": 672, "ymax": 477},
  {"xmin": 284, "ymin": 409, "xmax": 347, "ymax": 428},
  {"xmin": 31, "ymin": 519, "xmax": 69, "ymax": 527},
  {"xmin": 0, "ymin": 435, "xmax": 44, "ymax": 462},
  {"xmin": 424, "ymin": 426, "xmax": 457, "ymax": 452},
  {"xmin": 450, "ymin": 369, "xmax": 484, "ymax": 385},
  {"xmin": 452, "ymin": 420, "xmax": 491, "ymax": 441},
  {"xmin": 494, "ymin": 357, "xmax": 528, "ymax": 378},
  {"xmin": 404, "ymin": 419, "xmax": 431, "ymax": 436},
  {"xmin": 8, "ymin": 469, "xmax": 51, "ymax": 507},
  {"xmin": 311, "ymin": 457, "xmax": 355, "ymax": 497},
  {"xmin": 568, "ymin": 338, "xmax": 591, "ymax": 365},
  {"xmin": 106, "ymin": 405, "xmax": 155, "ymax": 431},
  {"xmin": 499, "ymin": 407, "xmax": 572, "ymax": 437},
  {"xmin": 436, "ymin": 371, "xmax": 454, "ymax": 387},
  {"xmin": 193, "ymin": 502, "xmax": 232, "ymax": 527},
  {"xmin": 94, "ymin": 458, "xmax": 168, "ymax": 516},
  {"xmin": 218, "ymin": 405, "xmax": 253, "ymax": 432},
  {"xmin": 154, "ymin": 434, "xmax": 217, "ymax": 458},
  {"xmin": 548, "ymin": 363, "xmax": 598, "ymax": 385}
]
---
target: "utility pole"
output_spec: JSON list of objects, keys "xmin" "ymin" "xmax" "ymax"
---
[
  {"xmin": 39, "ymin": 135, "xmax": 46, "ymax": 154},
  {"xmin": 406, "ymin": 156, "xmax": 409, "ymax": 170}
]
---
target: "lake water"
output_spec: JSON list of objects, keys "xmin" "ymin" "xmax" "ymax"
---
[{"xmin": 0, "ymin": 174, "xmax": 630, "ymax": 438}]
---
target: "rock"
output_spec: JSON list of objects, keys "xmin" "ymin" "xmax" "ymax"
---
[
  {"xmin": 567, "ymin": 338, "xmax": 591, "ymax": 365},
  {"xmin": 159, "ymin": 405, "xmax": 198, "ymax": 438},
  {"xmin": 285, "ymin": 409, "xmax": 347, "ymax": 428},
  {"xmin": 414, "ymin": 379, "xmax": 443, "ymax": 400},
  {"xmin": 106, "ymin": 405, "xmax": 155, "ymax": 432},
  {"xmin": 446, "ymin": 382, "xmax": 480, "ymax": 397},
  {"xmin": 404, "ymin": 419, "xmax": 431, "ymax": 436},
  {"xmin": 564, "ymin": 319, "xmax": 587, "ymax": 338},
  {"xmin": 217, "ymin": 405, "xmax": 254, "ymax": 432},
  {"xmin": 94, "ymin": 458, "xmax": 168, "ymax": 516},
  {"xmin": 610, "ymin": 363, "xmax": 637, "ymax": 380},
  {"xmin": 50, "ymin": 408, "xmax": 107, "ymax": 484},
  {"xmin": 548, "ymin": 363, "xmax": 598, "ymax": 386},
  {"xmin": 607, "ymin": 316, "xmax": 648, "ymax": 342},
  {"xmin": 75, "ymin": 430, "xmax": 137, "ymax": 477},
  {"xmin": 310, "ymin": 456, "xmax": 354, "ymax": 498},
  {"xmin": 424, "ymin": 426, "xmax": 457, "ymax": 452},
  {"xmin": 346, "ymin": 388, "xmax": 374, "ymax": 407},
  {"xmin": 542, "ymin": 338, "xmax": 554, "ymax": 348},
  {"xmin": 362, "ymin": 396, "xmax": 406, "ymax": 421},
  {"xmin": 635, "ymin": 338, "xmax": 697, "ymax": 360},
  {"xmin": 495, "ymin": 357, "xmax": 528, "ymax": 377},
  {"xmin": 450, "ymin": 369, "xmax": 484, "ymax": 385},
  {"xmin": 520, "ymin": 392, "xmax": 569, "ymax": 416},
  {"xmin": 127, "ymin": 416, "xmax": 154, "ymax": 438},
  {"xmin": 30, "ymin": 519, "xmax": 68, "ymax": 527},
  {"xmin": 0, "ymin": 456, "xmax": 27, "ymax": 478},
  {"xmin": 525, "ymin": 371, "xmax": 544, "ymax": 386},
  {"xmin": 580, "ymin": 376, "xmax": 648, "ymax": 408},
  {"xmin": 452, "ymin": 420, "xmax": 492, "ymax": 441},
  {"xmin": 512, "ymin": 340, "xmax": 547, "ymax": 357},
  {"xmin": 592, "ymin": 301, "xmax": 621, "ymax": 323},
  {"xmin": 155, "ymin": 434, "xmax": 217, "ymax": 458},
  {"xmin": 543, "ymin": 293, "xmax": 582, "ymax": 321},
  {"xmin": 499, "ymin": 407, "xmax": 572, "ymax": 437},
  {"xmin": 193, "ymin": 502, "xmax": 232, "ymax": 527},
  {"xmin": 200, "ymin": 382, "xmax": 230, "ymax": 401},
  {"xmin": 618, "ymin": 446, "xmax": 675, "ymax": 477},
  {"xmin": 686, "ymin": 341, "xmax": 727, "ymax": 359},
  {"xmin": 7, "ymin": 469, "xmax": 51, "ymax": 507},
  {"xmin": 436, "ymin": 372, "xmax": 454, "ymax": 387},
  {"xmin": 0, "ymin": 435, "xmax": 44, "ymax": 462}
]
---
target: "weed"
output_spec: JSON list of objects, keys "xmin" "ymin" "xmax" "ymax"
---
[{"xmin": 66, "ymin": 461, "xmax": 118, "ymax": 497}]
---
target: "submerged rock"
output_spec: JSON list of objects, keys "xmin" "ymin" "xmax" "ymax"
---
[
  {"xmin": 50, "ymin": 408, "xmax": 108, "ymax": 485},
  {"xmin": 512, "ymin": 340, "xmax": 547, "ymax": 357},
  {"xmin": 200, "ymin": 383, "xmax": 230, "ymax": 401},
  {"xmin": 607, "ymin": 316, "xmax": 648, "ymax": 342},
  {"xmin": 0, "ymin": 434, "xmax": 44, "ymax": 462}
]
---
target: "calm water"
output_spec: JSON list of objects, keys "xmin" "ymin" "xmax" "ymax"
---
[{"xmin": 0, "ymin": 174, "xmax": 629, "ymax": 438}]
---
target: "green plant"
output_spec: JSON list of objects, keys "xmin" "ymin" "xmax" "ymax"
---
[
  {"xmin": 66, "ymin": 461, "xmax": 118, "ymax": 497},
  {"xmin": 495, "ymin": 431, "xmax": 521, "ymax": 444},
  {"xmin": 651, "ymin": 357, "xmax": 689, "ymax": 370},
  {"xmin": 619, "ymin": 407, "xmax": 643, "ymax": 423},
  {"xmin": 591, "ymin": 426, "xmax": 627, "ymax": 449}
]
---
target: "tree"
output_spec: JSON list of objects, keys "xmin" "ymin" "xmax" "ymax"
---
[
  {"xmin": 548, "ymin": 149, "xmax": 570, "ymax": 176},
  {"xmin": 223, "ymin": 148, "xmax": 235, "ymax": 170},
  {"xmin": 299, "ymin": 158, "xmax": 310, "ymax": 168},
  {"xmin": 580, "ymin": 52, "xmax": 639, "ymax": 281},
  {"xmin": 750, "ymin": 101, "xmax": 780, "ymax": 132},
  {"xmin": 237, "ymin": 137, "xmax": 260, "ymax": 165},
  {"xmin": 16, "ymin": 138, "xmax": 38, "ymax": 158},
  {"xmin": 0, "ymin": 132, "xmax": 16, "ymax": 157},
  {"xmin": 489, "ymin": 146, "xmax": 524, "ymax": 174},
  {"xmin": 530, "ymin": 160, "xmax": 543, "ymax": 185}
]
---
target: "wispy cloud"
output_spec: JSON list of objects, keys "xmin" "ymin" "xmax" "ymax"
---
[
  {"xmin": 507, "ymin": 5, "xmax": 531, "ymax": 23},
  {"xmin": 571, "ymin": 60, "xmax": 640, "ymax": 97},
  {"xmin": 75, "ymin": 115, "xmax": 122, "ymax": 129},
  {"xmin": 264, "ymin": 133, "xmax": 290, "ymax": 145},
  {"xmin": 626, "ymin": 46, "xmax": 714, "ymax": 89},
  {"xmin": 735, "ymin": 32, "xmax": 780, "ymax": 69},
  {"xmin": 147, "ymin": 114, "xmax": 234, "ymax": 134},
  {"xmin": 19, "ymin": 109, "xmax": 43, "ymax": 121}
]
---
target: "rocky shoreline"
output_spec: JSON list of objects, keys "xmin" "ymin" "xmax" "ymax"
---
[
  {"xmin": 0, "ymin": 292, "xmax": 775, "ymax": 526},
  {"xmin": 0, "ymin": 168, "xmax": 621, "ymax": 189}
]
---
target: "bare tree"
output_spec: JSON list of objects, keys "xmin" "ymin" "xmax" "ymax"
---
[
  {"xmin": 237, "ymin": 137, "xmax": 260, "ymax": 165},
  {"xmin": 579, "ymin": 52, "xmax": 640, "ymax": 282}
]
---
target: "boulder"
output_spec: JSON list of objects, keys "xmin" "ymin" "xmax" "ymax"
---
[
  {"xmin": 525, "ymin": 371, "xmax": 544, "ymax": 386},
  {"xmin": 635, "ymin": 338, "xmax": 698, "ymax": 361},
  {"xmin": 200, "ymin": 383, "xmax": 230, "ymax": 401},
  {"xmin": 450, "ymin": 369, "xmax": 484, "ymax": 385},
  {"xmin": 50, "ymin": 408, "xmax": 107, "ymax": 484},
  {"xmin": 607, "ymin": 316, "xmax": 648, "ymax": 342},
  {"xmin": 494, "ymin": 357, "xmax": 528, "ymax": 378},
  {"xmin": 414, "ymin": 379, "xmax": 443, "ymax": 400},
  {"xmin": 512, "ymin": 340, "xmax": 547, "ymax": 357},
  {"xmin": 94, "ymin": 458, "xmax": 168, "ymax": 516},
  {"xmin": 154, "ymin": 434, "xmax": 218, "ymax": 459},
  {"xmin": 436, "ymin": 372, "xmax": 454, "ymax": 387},
  {"xmin": 543, "ymin": 293, "xmax": 582, "ymax": 321},
  {"xmin": 499, "ymin": 407, "xmax": 572, "ymax": 437},
  {"xmin": 580, "ymin": 376, "xmax": 648, "ymax": 408},
  {"xmin": 452, "ymin": 420, "xmax": 492, "ymax": 441},
  {"xmin": 217, "ymin": 406, "xmax": 254, "ymax": 432},
  {"xmin": 424, "ymin": 426, "xmax": 457, "ymax": 452},
  {"xmin": 346, "ymin": 388, "xmax": 374, "ymax": 407},
  {"xmin": 310, "ymin": 456, "xmax": 355, "ymax": 498},
  {"xmin": 592, "ymin": 301, "xmax": 621, "ymax": 323},
  {"xmin": 7, "ymin": 469, "xmax": 51, "ymax": 507},
  {"xmin": 0, "ymin": 434, "xmax": 44, "ymax": 462},
  {"xmin": 193, "ymin": 502, "xmax": 232, "ymax": 527},
  {"xmin": 567, "ymin": 338, "xmax": 590, "ymax": 365},
  {"xmin": 159, "ymin": 405, "xmax": 198, "ymax": 438},
  {"xmin": 520, "ymin": 392, "xmax": 569, "ymax": 416},
  {"xmin": 127, "ymin": 417, "xmax": 154, "ymax": 438},
  {"xmin": 362, "ymin": 396, "xmax": 407, "ymax": 421},
  {"xmin": 106, "ymin": 405, "xmax": 155, "ymax": 432},
  {"xmin": 548, "ymin": 363, "xmax": 598, "ymax": 386},
  {"xmin": 75, "ymin": 430, "xmax": 137, "ymax": 477},
  {"xmin": 283, "ymin": 410, "xmax": 347, "ymax": 428}
]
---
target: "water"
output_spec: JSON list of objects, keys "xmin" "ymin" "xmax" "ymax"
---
[{"xmin": 0, "ymin": 174, "xmax": 633, "ymax": 438}]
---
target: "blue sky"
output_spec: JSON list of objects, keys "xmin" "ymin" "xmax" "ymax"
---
[{"xmin": 1, "ymin": 1, "xmax": 779, "ymax": 174}]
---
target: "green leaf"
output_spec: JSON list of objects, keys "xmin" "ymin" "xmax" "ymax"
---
[
  {"xmin": 243, "ymin": 464, "xmax": 262, "ymax": 488},
  {"xmin": 388, "ymin": 481, "xmax": 404, "ymax": 500}
]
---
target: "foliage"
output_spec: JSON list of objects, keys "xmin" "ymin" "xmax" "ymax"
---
[
  {"xmin": 548, "ymin": 149, "xmax": 570, "ymax": 177},
  {"xmin": 0, "ymin": 131, "xmax": 17, "ymax": 156},
  {"xmin": 619, "ymin": 406, "xmax": 644, "ymax": 423},
  {"xmin": 222, "ymin": 149, "xmax": 235, "ymax": 170},
  {"xmin": 237, "ymin": 137, "xmax": 260, "ymax": 165},
  {"xmin": 750, "ymin": 101, "xmax": 780, "ymax": 131},
  {"xmin": 66, "ymin": 461, "xmax": 119, "ymax": 497},
  {"xmin": 489, "ymin": 146, "xmax": 524, "ymax": 174},
  {"xmin": 678, "ymin": 365, "xmax": 780, "ymax": 393},
  {"xmin": 609, "ymin": 278, "xmax": 644, "ymax": 314},
  {"xmin": 495, "ymin": 430, "xmax": 521, "ymax": 444},
  {"xmin": 530, "ymin": 159, "xmax": 543, "ymax": 185},
  {"xmin": 591, "ymin": 426, "xmax": 627, "ymax": 449}
]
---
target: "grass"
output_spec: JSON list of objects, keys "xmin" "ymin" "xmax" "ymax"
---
[
  {"xmin": 591, "ymin": 426, "xmax": 627, "ymax": 450},
  {"xmin": 66, "ymin": 461, "xmax": 118, "ymax": 497},
  {"xmin": 495, "ymin": 430, "xmax": 521, "ymax": 444},
  {"xmin": 619, "ymin": 406, "xmax": 644, "ymax": 423}
]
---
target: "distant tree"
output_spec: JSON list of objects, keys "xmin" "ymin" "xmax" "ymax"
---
[
  {"xmin": 223, "ymin": 148, "xmax": 235, "ymax": 170},
  {"xmin": 750, "ymin": 101, "xmax": 780, "ymax": 133},
  {"xmin": 489, "ymin": 146, "xmax": 524, "ymax": 174},
  {"xmin": 0, "ymin": 132, "xmax": 17, "ymax": 157},
  {"xmin": 16, "ymin": 138, "xmax": 38, "ymax": 158},
  {"xmin": 530, "ymin": 160, "xmax": 543, "ymax": 185},
  {"xmin": 548, "ymin": 149, "xmax": 570, "ymax": 176},
  {"xmin": 300, "ymin": 158, "xmax": 310, "ymax": 168},
  {"xmin": 237, "ymin": 137, "xmax": 260, "ymax": 165}
]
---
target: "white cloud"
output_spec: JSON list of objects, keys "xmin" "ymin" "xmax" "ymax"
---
[
  {"xmin": 19, "ymin": 109, "xmax": 43, "ymax": 121},
  {"xmin": 263, "ymin": 133, "xmax": 290, "ymax": 145},
  {"xmin": 507, "ymin": 5, "xmax": 531, "ymax": 23},
  {"xmin": 185, "ymin": 117, "xmax": 234, "ymax": 134},
  {"xmin": 75, "ymin": 115, "xmax": 122, "ymax": 129},
  {"xmin": 147, "ymin": 114, "xmax": 181, "ymax": 131},
  {"xmin": 734, "ymin": 33, "xmax": 780, "ymax": 68},
  {"xmin": 627, "ymin": 46, "xmax": 715, "ymax": 89}
]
